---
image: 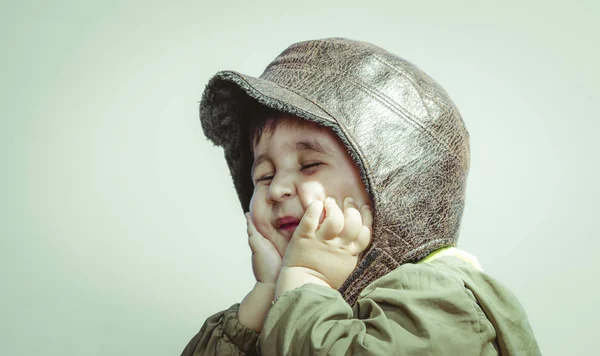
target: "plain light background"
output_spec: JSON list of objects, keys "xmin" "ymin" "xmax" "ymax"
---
[{"xmin": 1, "ymin": 0, "xmax": 598, "ymax": 355}]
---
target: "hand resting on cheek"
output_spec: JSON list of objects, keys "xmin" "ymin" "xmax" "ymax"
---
[{"xmin": 276, "ymin": 196, "xmax": 373, "ymax": 299}]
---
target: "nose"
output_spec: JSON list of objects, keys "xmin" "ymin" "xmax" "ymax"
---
[{"xmin": 268, "ymin": 174, "xmax": 297, "ymax": 203}]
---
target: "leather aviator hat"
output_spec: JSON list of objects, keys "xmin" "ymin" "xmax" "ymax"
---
[{"xmin": 199, "ymin": 38, "xmax": 470, "ymax": 306}]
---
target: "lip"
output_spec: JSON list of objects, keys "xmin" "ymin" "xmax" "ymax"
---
[{"xmin": 275, "ymin": 216, "xmax": 301, "ymax": 231}]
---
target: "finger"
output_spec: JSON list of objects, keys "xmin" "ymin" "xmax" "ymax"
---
[
  {"xmin": 339, "ymin": 197, "xmax": 363, "ymax": 240},
  {"xmin": 354, "ymin": 204, "xmax": 373, "ymax": 252},
  {"xmin": 248, "ymin": 231, "xmax": 277, "ymax": 255},
  {"xmin": 295, "ymin": 200, "xmax": 324, "ymax": 237},
  {"xmin": 360, "ymin": 204, "xmax": 373, "ymax": 231},
  {"xmin": 354, "ymin": 225, "xmax": 372, "ymax": 253},
  {"xmin": 318, "ymin": 197, "xmax": 345, "ymax": 239},
  {"xmin": 246, "ymin": 212, "xmax": 264, "ymax": 252},
  {"xmin": 248, "ymin": 230, "xmax": 263, "ymax": 254}
]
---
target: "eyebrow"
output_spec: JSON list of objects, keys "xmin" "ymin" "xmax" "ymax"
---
[
  {"xmin": 295, "ymin": 139, "xmax": 331, "ymax": 154},
  {"xmin": 251, "ymin": 139, "xmax": 332, "ymax": 177}
]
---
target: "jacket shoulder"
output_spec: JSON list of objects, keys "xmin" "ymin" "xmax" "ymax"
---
[{"xmin": 356, "ymin": 257, "xmax": 540, "ymax": 356}]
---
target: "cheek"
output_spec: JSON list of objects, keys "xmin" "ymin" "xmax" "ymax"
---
[
  {"xmin": 297, "ymin": 181, "xmax": 326, "ymax": 209},
  {"xmin": 249, "ymin": 193, "xmax": 258, "ymax": 215},
  {"xmin": 333, "ymin": 171, "xmax": 369, "ymax": 206},
  {"xmin": 348, "ymin": 176, "xmax": 370, "ymax": 205},
  {"xmin": 249, "ymin": 195, "xmax": 270, "ymax": 232},
  {"xmin": 298, "ymin": 173, "xmax": 364, "ymax": 206}
]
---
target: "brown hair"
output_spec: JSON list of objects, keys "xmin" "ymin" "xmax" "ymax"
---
[{"xmin": 247, "ymin": 108, "xmax": 327, "ymax": 150}]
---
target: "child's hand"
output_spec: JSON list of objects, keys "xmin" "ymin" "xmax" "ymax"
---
[
  {"xmin": 246, "ymin": 212, "xmax": 282, "ymax": 285},
  {"xmin": 239, "ymin": 214, "xmax": 282, "ymax": 332},
  {"xmin": 279, "ymin": 197, "xmax": 372, "ymax": 293}
]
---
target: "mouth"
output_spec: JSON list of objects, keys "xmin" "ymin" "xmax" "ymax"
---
[
  {"xmin": 279, "ymin": 222, "xmax": 299, "ymax": 232},
  {"xmin": 275, "ymin": 216, "xmax": 300, "ymax": 234}
]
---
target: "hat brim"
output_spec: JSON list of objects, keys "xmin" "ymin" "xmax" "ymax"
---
[
  {"xmin": 202, "ymin": 70, "xmax": 338, "ymax": 128},
  {"xmin": 199, "ymin": 70, "xmax": 342, "ymax": 211}
]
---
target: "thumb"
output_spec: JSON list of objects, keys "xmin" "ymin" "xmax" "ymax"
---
[
  {"xmin": 246, "ymin": 213, "xmax": 262, "ymax": 254},
  {"xmin": 248, "ymin": 232, "xmax": 267, "ymax": 255},
  {"xmin": 245, "ymin": 212, "xmax": 259, "ymax": 237},
  {"xmin": 248, "ymin": 228, "xmax": 282, "ymax": 261},
  {"xmin": 246, "ymin": 213, "xmax": 278, "ymax": 256}
]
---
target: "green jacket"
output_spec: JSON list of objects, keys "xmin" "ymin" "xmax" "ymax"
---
[{"xmin": 182, "ymin": 256, "xmax": 540, "ymax": 355}]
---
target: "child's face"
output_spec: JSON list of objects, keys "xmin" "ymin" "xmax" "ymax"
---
[{"xmin": 249, "ymin": 115, "xmax": 370, "ymax": 257}]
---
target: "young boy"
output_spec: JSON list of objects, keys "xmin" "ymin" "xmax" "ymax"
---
[{"xmin": 183, "ymin": 38, "xmax": 540, "ymax": 355}]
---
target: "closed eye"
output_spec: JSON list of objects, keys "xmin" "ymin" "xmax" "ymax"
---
[
  {"xmin": 254, "ymin": 162, "xmax": 322, "ymax": 184},
  {"xmin": 256, "ymin": 175, "xmax": 273, "ymax": 183},
  {"xmin": 301, "ymin": 162, "xmax": 323, "ymax": 171}
]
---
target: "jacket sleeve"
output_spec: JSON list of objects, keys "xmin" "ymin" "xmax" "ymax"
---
[
  {"xmin": 259, "ymin": 265, "xmax": 498, "ymax": 355},
  {"xmin": 181, "ymin": 304, "xmax": 260, "ymax": 356}
]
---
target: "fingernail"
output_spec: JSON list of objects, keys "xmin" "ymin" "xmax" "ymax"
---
[{"xmin": 347, "ymin": 197, "xmax": 356, "ymax": 206}]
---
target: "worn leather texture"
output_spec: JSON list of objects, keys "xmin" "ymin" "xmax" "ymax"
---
[{"xmin": 199, "ymin": 38, "xmax": 470, "ymax": 306}]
